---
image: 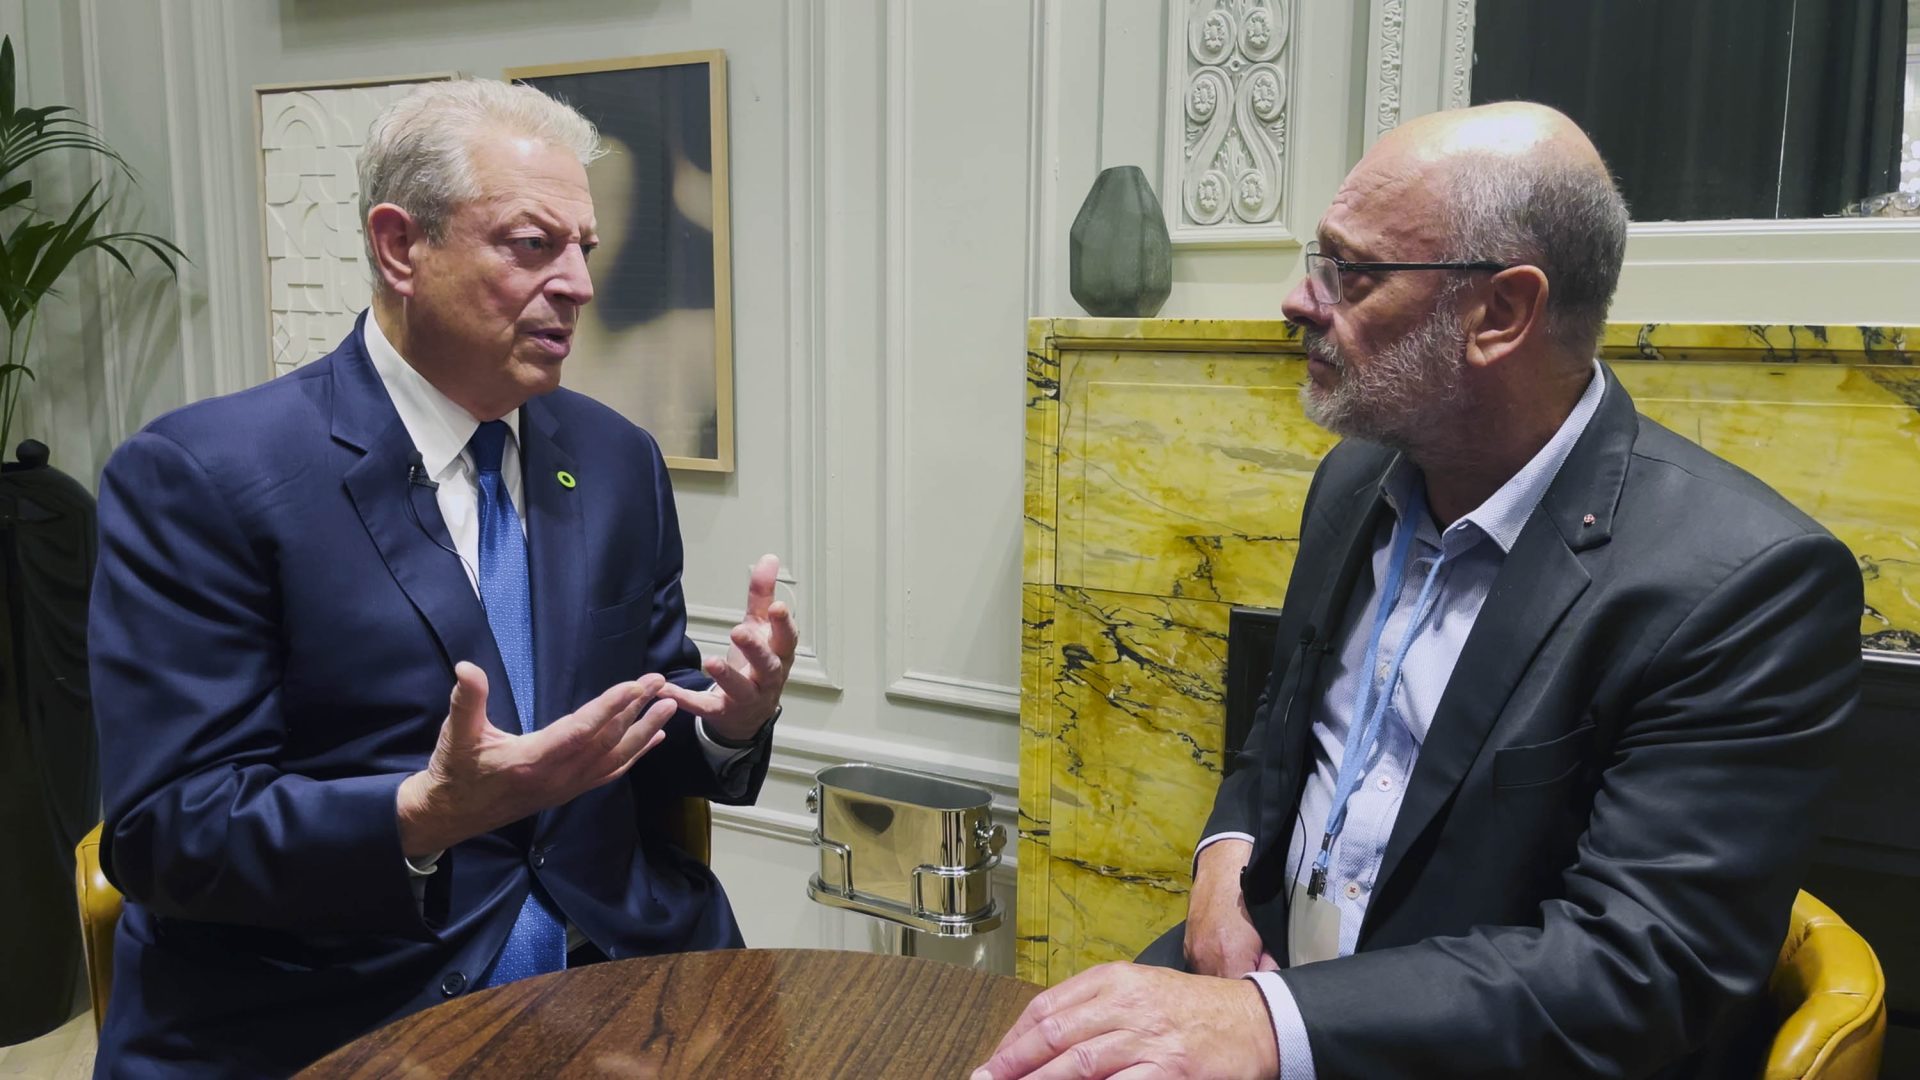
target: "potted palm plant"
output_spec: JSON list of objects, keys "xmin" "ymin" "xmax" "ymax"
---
[
  {"xmin": 0, "ymin": 31, "xmax": 184, "ymax": 1044},
  {"xmin": 0, "ymin": 33, "xmax": 185, "ymax": 455}
]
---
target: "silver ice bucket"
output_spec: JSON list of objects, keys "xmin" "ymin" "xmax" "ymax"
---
[{"xmin": 805, "ymin": 763, "xmax": 1006, "ymax": 937}]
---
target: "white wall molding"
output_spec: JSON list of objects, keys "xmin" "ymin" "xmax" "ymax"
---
[
  {"xmin": 885, "ymin": 671, "xmax": 1020, "ymax": 716},
  {"xmin": 1025, "ymin": 0, "xmax": 1056, "ymax": 316},
  {"xmin": 877, "ymin": 0, "xmax": 1027, "ymax": 719},
  {"xmin": 157, "ymin": 3, "xmax": 206, "ymax": 410},
  {"xmin": 1366, "ymin": 0, "xmax": 1405, "ymax": 144},
  {"xmin": 1441, "ymin": 0, "xmax": 1474, "ymax": 109},
  {"xmin": 1366, "ymin": 0, "xmax": 1475, "ymax": 144},
  {"xmin": 1162, "ymin": 0, "xmax": 1297, "ymax": 245},
  {"xmin": 180, "ymin": 0, "xmax": 267, "ymax": 403},
  {"xmin": 686, "ymin": 598, "xmax": 837, "ymax": 691},
  {"xmin": 1629, "ymin": 218, "xmax": 1920, "ymax": 239},
  {"xmin": 880, "ymin": 0, "xmax": 915, "ymax": 711},
  {"xmin": 779, "ymin": 0, "xmax": 841, "ymax": 692},
  {"xmin": 712, "ymin": 801, "xmax": 816, "ymax": 845},
  {"xmin": 769, "ymin": 724, "xmax": 1020, "ymax": 804},
  {"xmin": 679, "ymin": 0, "xmax": 842, "ymax": 693}
]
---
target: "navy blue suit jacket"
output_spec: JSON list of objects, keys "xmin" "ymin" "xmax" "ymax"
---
[{"xmin": 88, "ymin": 321, "xmax": 768, "ymax": 1077}]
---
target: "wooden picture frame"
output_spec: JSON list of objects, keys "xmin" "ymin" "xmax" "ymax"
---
[
  {"xmin": 506, "ymin": 51, "xmax": 736, "ymax": 473},
  {"xmin": 254, "ymin": 72, "xmax": 458, "ymax": 378}
]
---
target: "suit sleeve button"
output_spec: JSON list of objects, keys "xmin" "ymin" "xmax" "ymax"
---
[{"xmin": 441, "ymin": 971, "xmax": 467, "ymax": 997}]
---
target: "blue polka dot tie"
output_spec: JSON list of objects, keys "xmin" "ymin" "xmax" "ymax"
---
[{"xmin": 468, "ymin": 420, "xmax": 566, "ymax": 987}]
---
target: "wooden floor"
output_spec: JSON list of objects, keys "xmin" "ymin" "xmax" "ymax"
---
[{"xmin": 0, "ymin": 1013, "xmax": 95, "ymax": 1080}]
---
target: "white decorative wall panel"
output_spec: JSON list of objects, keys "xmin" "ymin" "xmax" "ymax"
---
[
  {"xmin": 1365, "ymin": 0, "xmax": 1476, "ymax": 146},
  {"xmin": 1162, "ymin": 0, "xmax": 1296, "ymax": 244},
  {"xmin": 1443, "ymin": 0, "xmax": 1475, "ymax": 109},
  {"xmin": 257, "ymin": 78, "xmax": 445, "ymax": 375},
  {"xmin": 1371, "ymin": 0, "xmax": 1405, "ymax": 137}
]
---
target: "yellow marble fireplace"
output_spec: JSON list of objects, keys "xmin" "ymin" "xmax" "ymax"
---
[{"xmin": 1016, "ymin": 316, "xmax": 1920, "ymax": 986}]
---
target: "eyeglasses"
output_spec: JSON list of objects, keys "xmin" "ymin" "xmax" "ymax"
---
[{"xmin": 1302, "ymin": 241, "xmax": 1512, "ymax": 305}]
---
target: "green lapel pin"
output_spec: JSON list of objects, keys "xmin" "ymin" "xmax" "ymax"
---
[{"xmin": 556, "ymin": 470, "xmax": 577, "ymax": 489}]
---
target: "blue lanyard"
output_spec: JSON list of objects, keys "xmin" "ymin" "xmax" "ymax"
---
[{"xmin": 1308, "ymin": 484, "xmax": 1448, "ymax": 899}]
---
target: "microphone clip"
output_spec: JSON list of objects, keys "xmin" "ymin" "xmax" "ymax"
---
[{"xmin": 406, "ymin": 452, "xmax": 440, "ymax": 491}]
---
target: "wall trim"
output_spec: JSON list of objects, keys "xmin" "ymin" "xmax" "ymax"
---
[
  {"xmin": 203, "ymin": 0, "xmax": 255, "ymax": 399},
  {"xmin": 877, "ymin": 0, "xmax": 1042, "ymax": 710},
  {"xmin": 1442, "ymin": 0, "xmax": 1474, "ymax": 109},
  {"xmin": 769, "ymin": 724, "xmax": 1019, "ymax": 804},
  {"xmin": 712, "ymin": 802, "xmax": 816, "ymax": 844},
  {"xmin": 686, "ymin": 599, "xmax": 837, "ymax": 691},
  {"xmin": 885, "ymin": 671, "xmax": 1021, "ymax": 717},
  {"xmin": 1162, "ymin": 0, "xmax": 1298, "ymax": 245},
  {"xmin": 1369, "ymin": 0, "xmax": 1405, "ymax": 141},
  {"xmin": 880, "ymin": 0, "xmax": 917, "ymax": 699},
  {"xmin": 778, "ymin": 0, "xmax": 841, "ymax": 691},
  {"xmin": 1629, "ymin": 218, "xmax": 1920, "ymax": 239},
  {"xmin": 1024, "ymin": 0, "xmax": 1054, "ymax": 314},
  {"xmin": 675, "ymin": 1, "xmax": 842, "ymax": 691}
]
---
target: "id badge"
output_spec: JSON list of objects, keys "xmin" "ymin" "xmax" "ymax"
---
[{"xmin": 1286, "ymin": 882, "xmax": 1342, "ymax": 966}]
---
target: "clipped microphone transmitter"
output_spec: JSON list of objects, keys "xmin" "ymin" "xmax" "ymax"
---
[
  {"xmin": 401, "ymin": 452, "xmax": 477, "ymax": 591},
  {"xmin": 1299, "ymin": 623, "xmax": 1332, "ymax": 656},
  {"xmin": 406, "ymin": 450, "xmax": 440, "ymax": 491}
]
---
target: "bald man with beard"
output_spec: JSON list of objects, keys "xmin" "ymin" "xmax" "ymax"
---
[{"xmin": 974, "ymin": 103, "xmax": 1861, "ymax": 1079}]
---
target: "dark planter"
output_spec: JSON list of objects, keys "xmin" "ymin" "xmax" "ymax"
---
[
  {"xmin": 0, "ymin": 439, "xmax": 99, "ymax": 1042},
  {"xmin": 1069, "ymin": 165, "xmax": 1173, "ymax": 318}
]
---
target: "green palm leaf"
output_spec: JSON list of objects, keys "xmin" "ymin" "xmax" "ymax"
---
[{"xmin": 0, "ymin": 33, "xmax": 186, "ymax": 455}]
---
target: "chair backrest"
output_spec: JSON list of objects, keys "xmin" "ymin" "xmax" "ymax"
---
[
  {"xmin": 74, "ymin": 822, "xmax": 118, "ymax": 1034},
  {"xmin": 670, "ymin": 795, "xmax": 713, "ymax": 865},
  {"xmin": 1764, "ymin": 890, "xmax": 1886, "ymax": 1080},
  {"xmin": 73, "ymin": 797, "xmax": 714, "ymax": 1031}
]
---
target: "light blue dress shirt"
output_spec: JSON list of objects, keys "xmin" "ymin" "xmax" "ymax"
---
[{"xmin": 1213, "ymin": 362, "xmax": 1606, "ymax": 1079}]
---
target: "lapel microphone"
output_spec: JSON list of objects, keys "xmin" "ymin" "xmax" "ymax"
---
[
  {"xmin": 406, "ymin": 450, "xmax": 440, "ymax": 491},
  {"xmin": 401, "ymin": 451, "xmax": 480, "ymax": 595}
]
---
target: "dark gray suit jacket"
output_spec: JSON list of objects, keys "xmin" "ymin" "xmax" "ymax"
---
[{"xmin": 1209, "ymin": 366, "xmax": 1860, "ymax": 1078}]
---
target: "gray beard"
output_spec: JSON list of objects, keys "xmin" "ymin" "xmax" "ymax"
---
[{"xmin": 1300, "ymin": 304, "xmax": 1470, "ymax": 452}]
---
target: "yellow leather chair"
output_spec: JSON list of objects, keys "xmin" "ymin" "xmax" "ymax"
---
[
  {"xmin": 73, "ymin": 823, "xmax": 118, "ymax": 1032},
  {"xmin": 74, "ymin": 798, "xmax": 713, "ymax": 1033},
  {"xmin": 1763, "ymin": 890, "xmax": 1886, "ymax": 1079}
]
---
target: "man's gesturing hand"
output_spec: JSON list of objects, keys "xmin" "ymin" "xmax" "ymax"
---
[
  {"xmin": 658, "ymin": 553, "xmax": 798, "ymax": 743},
  {"xmin": 397, "ymin": 662, "xmax": 676, "ymax": 857}
]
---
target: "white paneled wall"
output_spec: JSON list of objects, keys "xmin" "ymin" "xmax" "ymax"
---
[{"xmin": 16, "ymin": 0, "xmax": 1920, "ymax": 975}]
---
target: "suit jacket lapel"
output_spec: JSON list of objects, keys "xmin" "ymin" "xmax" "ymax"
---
[
  {"xmin": 1278, "ymin": 479, "xmax": 1395, "ymax": 804},
  {"xmin": 519, "ymin": 396, "xmax": 586, "ymax": 730},
  {"xmin": 1254, "ymin": 455, "xmax": 1397, "ymax": 874},
  {"xmin": 1366, "ymin": 367, "xmax": 1637, "ymax": 926},
  {"xmin": 331, "ymin": 319, "xmax": 518, "ymax": 736}
]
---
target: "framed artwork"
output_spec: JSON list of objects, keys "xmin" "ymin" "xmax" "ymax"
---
[
  {"xmin": 255, "ymin": 73, "xmax": 457, "ymax": 377},
  {"xmin": 507, "ymin": 51, "xmax": 736, "ymax": 472}
]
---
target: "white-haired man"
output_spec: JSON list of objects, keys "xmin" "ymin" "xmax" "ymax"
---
[{"xmin": 89, "ymin": 79, "xmax": 794, "ymax": 1077}]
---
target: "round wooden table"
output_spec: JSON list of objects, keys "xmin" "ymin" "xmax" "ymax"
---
[{"xmin": 299, "ymin": 948, "xmax": 1039, "ymax": 1078}]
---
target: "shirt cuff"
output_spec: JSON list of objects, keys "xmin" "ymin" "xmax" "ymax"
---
[
  {"xmin": 695, "ymin": 715, "xmax": 771, "ymax": 794},
  {"xmin": 404, "ymin": 851, "xmax": 442, "ymax": 877},
  {"xmin": 1194, "ymin": 830, "xmax": 1258, "ymax": 874},
  {"xmin": 1246, "ymin": 971, "xmax": 1315, "ymax": 1080}
]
